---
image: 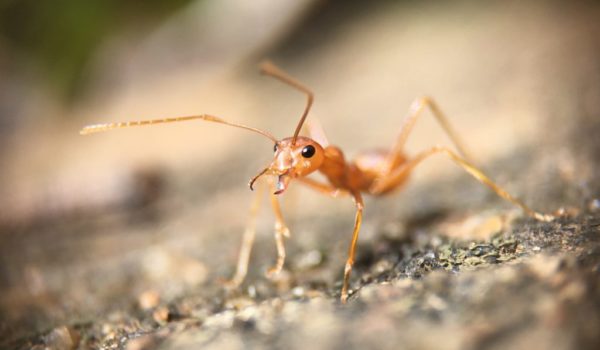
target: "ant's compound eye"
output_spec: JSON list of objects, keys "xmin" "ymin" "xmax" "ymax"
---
[
  {"xmin": 301, "ymin": 145, "xmax": 316, "ymax": 158},
  {"xmin": 274, "ymin": 143, "xmax": 278, "ymax": 153}
]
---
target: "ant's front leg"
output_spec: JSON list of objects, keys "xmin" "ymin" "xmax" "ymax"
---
[
  {"xmin": 266, "ymin": 180, "xmax": 291, "ymax": 279},
  {"xmin": 223, "ymin": 181, "xmax": 265, "ymax": 289}
]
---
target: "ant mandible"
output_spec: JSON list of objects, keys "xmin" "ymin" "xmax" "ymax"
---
[{"xmin": 81, "ymin": 61, "xmax": 554, "ymax": 303}]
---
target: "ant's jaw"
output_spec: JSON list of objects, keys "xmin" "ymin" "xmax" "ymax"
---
[
  {"xmin": 247, "ymin": 166, "xmax": 293, "ymax": 195},
  {"xmin": 248, "ymin": 167, "xmax": 270, "ymax": 191},
  {"xmin": 274, "ymin": 173, "xmax": 292, "ymax": 195}
]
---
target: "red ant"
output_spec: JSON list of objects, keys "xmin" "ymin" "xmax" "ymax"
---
[{"xmin": 81, "ymin": 61, "xmax": 554, "ymax": 303}]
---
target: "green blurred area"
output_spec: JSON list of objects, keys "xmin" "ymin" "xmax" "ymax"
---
[{"xmin": 0, "ymin": 0, "xmax": 196, "ymax": 102}]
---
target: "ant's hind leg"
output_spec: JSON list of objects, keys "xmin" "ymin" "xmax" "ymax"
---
[
  {"xmin": 385, "ymin": 97, "xmax": 476, "ymax": 173},
  {"xmin": 372, "ymin": 146, "xmax": 553, "ymax": 221},
  {"xmin": 266, "ymin": 181, "xmax": 291, "ymax": 279},
  {"xmin": 223, "ymin": 182, "xmax": 265, "ymax": 289}
]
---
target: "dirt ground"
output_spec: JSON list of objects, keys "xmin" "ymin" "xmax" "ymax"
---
[{"xmin": 1, "ymin": 1, "xmax": 600, "ymax": 349}]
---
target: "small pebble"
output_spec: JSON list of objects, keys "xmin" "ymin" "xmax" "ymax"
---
[
  {"xmin": 294, "ymin": 250, "xmax": 324, "ymax": 271},
  {"xmin": 247, "ymin": 285, "xmax": 257, "ymax": 299},
  {"xmin": 425, "ymin": 293, "xmax": 447, "ymax": 311},
  {"xmin": 292, "ymin": 286, "xmax": 305, "ymax": 297},
  {"xmin": 305, "ymin": 289, "xmax": 326, "ymax": 298},
  {"xmin": 225, "ymin": 296, "xmax": 256, "ymax": 310},
  {"xmin": 559, "ymin": 281, "xmax": 586, "ymax": 302},
  {"xmin": 44, "ymin": 326, "xmax": 79, "ymax": 350},
  {"xmin": 153, "ymin": 306, "xmax": 170, "ymax": 324},
  {"xmin": 138, "ymin": 290, "xmax": 160, "ymax": 310},
  {"xmin": 588, "ymin": 198, "xmax": 600, "ymax": 212},
  {"xmin": 554, "ymin": 206, "xmax": 581, "ymax": 216},
  {"xmin": 527, "ymin": 254, "xmax": 561, "ymax": 279},
  {"xmin": 371, "ymin": 259, "xmax": 394, "ymax": 274},
  {"xmin": 126, "ymin": 335, "xmax": 157, "ymax": 350}
]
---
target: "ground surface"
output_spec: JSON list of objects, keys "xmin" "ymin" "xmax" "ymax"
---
[{"xmin": 1, "ymin": 1, "xmax": 600, "ymax": 349}]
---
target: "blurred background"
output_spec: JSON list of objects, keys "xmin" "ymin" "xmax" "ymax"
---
[{"xmin": 1, "ymin": 0, "xmax": 600, "ymax": 347}]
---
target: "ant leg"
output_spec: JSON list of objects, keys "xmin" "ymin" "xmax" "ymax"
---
[
  {"xmin": 341, "ymin": 192, "xmax": 364, "ymax": 303},
  {"xmin": 372, "ymin": 147, "xmax": 554, "ymax": 222},
  {"xmin": 266, "ymin": 181, "xmax": 291, "ymax": 278},
  {"xmin": 295, "ymin": 178, "xmax": 362, "ymax": 302},
  {"xmin": 295, "ymin": 179, "xmax": 366, "ymax": 302},
  {"xmin": 264, "ymin": 178, "xmax": 344, "ymax": 280},
  {"xmin": 385, "ymin": 97, "xmax": 475, "ymax": 173},
  {"xmin": 224, "ymin": 182, "xmax": 265, "ymax": 289}
]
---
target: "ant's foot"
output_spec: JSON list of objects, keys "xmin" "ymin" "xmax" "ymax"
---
[
  {"xmin": 217, "ymin": 276, "xmax": 243, "ymax": 290},
  {"xmin": 265, "ymin": 266, "xmax": 283, "ymax": 280},
  {"xmin": 340, "ymin": 292, "xmax": 348, "ymax": 304}
]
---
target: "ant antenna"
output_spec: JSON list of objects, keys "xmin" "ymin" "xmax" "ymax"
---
[
  {"xmin": 80, "ymin": 114, "xmax": 278, "ymax": 143},
  {"xmin": 260, "ymin": 61, "xmax": 313, "ymax": 145}
]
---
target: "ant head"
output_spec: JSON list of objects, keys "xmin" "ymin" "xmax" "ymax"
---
[
  {"xmin": 247, "ymin": 61, "xmax": 323, "ymax": 194},
  {"xmin": 273, "ymin": 136, "xmax": 325, "ymax": 177},
  {"xmin": 249, "ymin": 136, "xmax": 324, "ymax": 195}
]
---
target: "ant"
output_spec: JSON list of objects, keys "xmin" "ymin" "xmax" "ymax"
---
[{"xmin": 81, "ymin": 61, "xmax": 554, "ymax": 303}]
